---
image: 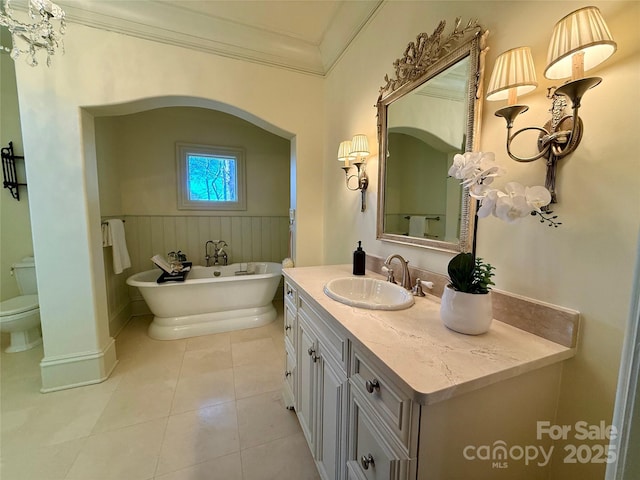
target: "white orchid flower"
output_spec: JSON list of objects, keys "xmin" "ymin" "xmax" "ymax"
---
[
  {"xmin": 450, "ymin": 151, "xmax": 506, "ymax": 189},
  {"xmin": 469, "ymin": 183, "xmax": 490, "ymax": 198},
  {"xmin": 448, "ymin": 153, "xmax": 476, "ymax": 180},
  {"xmin": 503, "ymin": 181, "xmax": 527, "ymax": 197},
  {"xmin": 525, "ymin": 186, "xmax": 552, "ymax": 212},
  {"xmin": 450, "ymin": 153, "xmax": 559, "ymax": 225},
  {"xmin": 476, "ymin": 189, "xmax": 503, "ymax": 217},
  {"xmin": 495, "ymin": 193, "xmax": 532, "ymax": 223}
]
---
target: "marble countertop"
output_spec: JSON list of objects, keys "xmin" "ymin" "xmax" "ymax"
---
[{"xmin": 283, "ymin": 264, "xmax": 575, "ymax": 406}]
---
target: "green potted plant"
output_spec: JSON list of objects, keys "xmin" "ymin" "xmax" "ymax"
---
[{"xmin": 441, "ymin": 151, "xmax": 560, "ymax": 334}]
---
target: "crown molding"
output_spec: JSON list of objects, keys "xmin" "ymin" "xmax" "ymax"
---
[
  {"xmin": 56, "ymin": 0, "xmax": 383, "ymax": 76},
  {"xmin": 320, "ymin": 0, "xmax": 383, "ymax": 74}
]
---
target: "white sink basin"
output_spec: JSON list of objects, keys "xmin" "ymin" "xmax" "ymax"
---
[{"xmin": 323, "ymin": 277, "xmax": 414, "ymax": 311}]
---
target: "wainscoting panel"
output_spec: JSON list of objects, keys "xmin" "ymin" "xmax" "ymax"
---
[
  {"xmin": 124, "ymin": 214, "xmax": 290, "ymax": 272},
  {"xmin": 102, "ymin": 247, "xmax": 132, "ymax": 337}
]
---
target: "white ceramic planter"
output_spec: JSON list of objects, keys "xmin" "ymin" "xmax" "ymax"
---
[{"xmin": 440, "ymin": 285, "xmax": 493, "ymax": 335}]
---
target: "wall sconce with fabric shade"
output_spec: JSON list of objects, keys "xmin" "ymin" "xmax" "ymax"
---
[
  {"xmin": 544, "ymin": 6, "xmax": 617, "ymax": 80},
  {"xmin": 486, "ymin": 46, "xmax": 538, "ymax": 105},
  {"xmin": 338, "ymin": 134, "xmax": 369, "ymax": 212},
  {"xmin": 487, "ymin": 6, "xmax": 617, "ymax": 205},
  {"xmin": 338, "ymin": 140, "xmax": 355, "ymax": 166}
]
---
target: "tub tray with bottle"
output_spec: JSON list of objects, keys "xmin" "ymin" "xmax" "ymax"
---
[{"xmin": 151, "ymin": 254, "xmax": 192, "ymax": 283}]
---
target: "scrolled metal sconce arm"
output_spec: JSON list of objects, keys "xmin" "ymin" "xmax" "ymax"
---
[
  {"xmin": 494, "ymin": 76, "xmax": 600, "ymax": 204},
  {"xmin": 341, "ymin": 162, "xmax": 368, "ymax": 212}
]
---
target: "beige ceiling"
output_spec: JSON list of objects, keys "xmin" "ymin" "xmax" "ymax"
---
[{"xmin": 57, "ymin": 0, "xmax": 383, "ymax": 75}]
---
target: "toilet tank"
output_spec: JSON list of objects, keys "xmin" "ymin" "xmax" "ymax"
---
[{"xmin": 12, "ymin": 257, "xmax": 37, "ymax": 295}]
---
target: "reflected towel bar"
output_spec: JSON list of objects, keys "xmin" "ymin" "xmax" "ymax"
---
[{"xmin": 404, "ymin": 215, "xmax": 440, "ymax": 221}]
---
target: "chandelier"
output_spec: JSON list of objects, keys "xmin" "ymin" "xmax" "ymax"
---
[{"xmin": 1, "ymin": 0, "xmax": 66, "ymax": 66}]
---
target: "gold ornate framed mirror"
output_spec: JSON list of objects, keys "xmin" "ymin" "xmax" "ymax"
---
[{"xmin": 376, "ymin": 18, "xmax": 487, "ymax": 253}]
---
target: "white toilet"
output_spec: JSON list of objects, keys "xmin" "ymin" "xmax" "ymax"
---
[{"xmin": 0, "ymin": 257, "xmax": 41, "ymax": 353}]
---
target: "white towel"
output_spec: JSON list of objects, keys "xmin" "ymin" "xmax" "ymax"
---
[
  {"xmin": 106, "ymin": 219, "xmax": 131, "ymax": 274},
  {"xmin": 101, "ymin": 223, "xmax": 111, "ymax": 247},
  {"xmin": 409, "ymin": 216, "xmax": 428, "ymax": 237}
]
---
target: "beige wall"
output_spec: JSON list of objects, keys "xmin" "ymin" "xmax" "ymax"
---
[
  {"xmin": 95, "ymin": 117, "xmax": 122, "ymax": 218},
  {"xmin": 97, "ymin": 107, "xmax": 290, "ymax": 217},
  {"xmin": 13, "ymin": 21, "xmax": 324, "ymax": 389},
  {"xmin": 0, "ymin": 31, "xmax": 33, "ymax": 302},
  {"xmin": 324, "ymin": 2, "xmax": 640, "ymax": 479}
]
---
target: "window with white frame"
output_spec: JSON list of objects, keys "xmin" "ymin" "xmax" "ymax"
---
[{"xmin": 176, "ymin": 143, "xmax": 246, "ymax": 210}]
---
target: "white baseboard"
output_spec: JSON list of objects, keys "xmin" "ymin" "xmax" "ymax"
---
[{"xmin": 39, "ymin": 338, "xmax": 118, "ymax": 393}]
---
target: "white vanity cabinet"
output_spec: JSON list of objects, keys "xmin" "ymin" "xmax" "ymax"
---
[
  {"xmin": 283, "ymin": 266, "xmax": 574, "ymax": 480},
  {"xmin": 282, "ymin": 280, "xmax": 298, "ymax": 409},
  {"xmin": 285, "ymin": 279, "xmax": 349, "ymax": 480},
  {"xmin": 288, "ymin": 284, "xmax": 408, "ymax": 480}
]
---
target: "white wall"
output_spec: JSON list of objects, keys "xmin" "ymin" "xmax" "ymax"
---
[
  {"xmin": 14, "ymin": 23, "xmax": 324, "ymax": 390},
  {"xmin": 324, "ymin": 2, "xmax": 640, "ymax": 479},
  {"xmin": 0, "ymin": 31, "xmax": 33, "ymax": 302}
]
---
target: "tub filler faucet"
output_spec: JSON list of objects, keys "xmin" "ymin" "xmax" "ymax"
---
[
  {"xmin": 205, "ymin": 240, "xmax": 229, "ymax": 266},
  {"xmin": 205, "ymin": 240, "xmax": 215, "ymax": 267}
]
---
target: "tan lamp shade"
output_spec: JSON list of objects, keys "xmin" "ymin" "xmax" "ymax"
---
[
  {"xmin": 350, "ymin": 134, "xmax": 369, "ymax": 158},
  {"xmin": 486, "ymin": 47, "xmax": 538, "ymax": 103},
  {"xmin": 544, "ymin": 6, "xmax": 617, "ymax": 80},
  {"xmin": 338, "ymin": 140, "xmax": 354, "ymax": 162}
]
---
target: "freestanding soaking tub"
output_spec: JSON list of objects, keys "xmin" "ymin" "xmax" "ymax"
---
[{"xmin": 126, "ymin": 262, "xmax": 282, "ymax": 340}]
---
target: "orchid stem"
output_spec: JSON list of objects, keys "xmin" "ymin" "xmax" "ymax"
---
[{"xmin": 471, "ymin": 200, "xmax": 480, "ymax": 262}]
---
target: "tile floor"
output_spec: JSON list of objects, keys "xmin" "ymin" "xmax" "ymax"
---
[{"xmin": 0, "ymin": 301, "xmax": 320, "ymax": 480}]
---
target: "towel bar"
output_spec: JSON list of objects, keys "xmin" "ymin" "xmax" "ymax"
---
[{"xmin": 2, "ymin": 142, "xmax": 26, "ymax": 201}]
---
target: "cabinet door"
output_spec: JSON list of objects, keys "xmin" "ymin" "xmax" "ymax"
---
[
  {"xmin": 347, "ymin": 462, "xmax": 368, "ymax": 480},
  {"xmin": 297, "ymin": 319, "xmax": 318, "ymax": 454},
  {"xmin": 316, "ymin": 353, "xmax": 346, "ymax": 480},
  {"xmin": 348, "ymin": 391, "xmax": 409, "ymax": 480},
  {"xmin": 283, "ymin": 347, "xmax": 296, "ymax": 410},
  {"xmin": 284, "ymin": 301, "xmax": 297, "ymax": 349}
]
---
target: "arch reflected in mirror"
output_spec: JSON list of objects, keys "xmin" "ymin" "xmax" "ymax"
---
[{"xmin": 376, "ymin": 19, "xmax": 487, "ymax": 253}]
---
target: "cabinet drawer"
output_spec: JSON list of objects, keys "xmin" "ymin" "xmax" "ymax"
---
[
  {"xmin": 284, "ymin": 280, "xmax": 298, "ymax": 307},
  {"xmin": 348, "ymin": 390, "xmax": 409, "ymax": 480},
  {"xmin": 284, "ymin": 301, "xmax": 297, "ymax": 348},
  {"xmin": 350, "ymin": 346, "xmax": 414, "ymax": 449}
]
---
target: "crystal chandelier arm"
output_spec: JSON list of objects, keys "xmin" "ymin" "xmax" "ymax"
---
[{"xmin": 1, "ymin": 0, "xmax": 65, "ymax": 66}]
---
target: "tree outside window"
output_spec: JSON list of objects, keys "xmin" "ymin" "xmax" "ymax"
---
[
  {"xmin": 177, "ymin": 143, "xmax": 246, "ymax": 210},
  {"xmin": 187, "ymin": 155, "xmax": 237, "ymax": 202}
]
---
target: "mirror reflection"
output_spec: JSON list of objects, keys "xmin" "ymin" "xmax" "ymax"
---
[
  {"xmin": 376, "ymin": 19, "xmax": 486, "ymax": 253},
  {"xmin": 384, "ymin": 58, "xmax": 469, "ymax": 243}
]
